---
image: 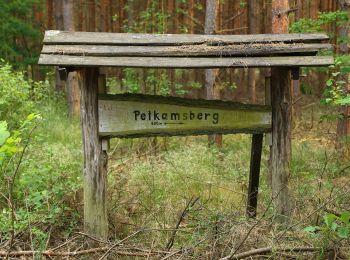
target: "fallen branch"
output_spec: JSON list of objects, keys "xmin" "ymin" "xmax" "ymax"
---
[
  {"xmin": 165, "ymin": 196, "xmax": 200, "ymax": 250},
  {"xmin": 98, "ymin": 229, "xmax": 144, "ymax": 260},
  {"xmin": 0, "ymin": 247, "xmax": 179, "ymax": 258},
  {"xmin": 222, "ymin": 246, "xmax": 326, "ymax": 260}
]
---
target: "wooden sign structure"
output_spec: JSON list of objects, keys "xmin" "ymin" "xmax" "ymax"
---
[
  {"xmin": 39, "ymin": 30, "xmax": 333, "ymax": 239},
  {"xmin": 98, "ymin": 94, "xmax": 271, "ymax": 137}
]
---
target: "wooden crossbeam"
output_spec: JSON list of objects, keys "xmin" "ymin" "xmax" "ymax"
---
[
  {"xmin": 39, "ymin": 54, "xmax": 334, "ymax": 68},
  {"xmin": 43, "ymin": 30, "xmax": 329, "ymax": 45},
  {"xmin": 41, "ymin": 43, "xmax": 332, "ymax": 57}
]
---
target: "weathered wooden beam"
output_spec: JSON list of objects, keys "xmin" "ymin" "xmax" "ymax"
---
[
  {"xmin": 80, "ymin": 68, "xmax": 108, "ymax": 239},
  {"xmin": 41, "ymin": 43, "xmax": 332, "ymax": 57},
  {"xmin": 98, "ymin": 94, "xmax": 271, "ymax": 138},
  {"xmin": 271, "ymin": 0, "xmax": 292, "ymax": 225},
  {"xmin": 43, "ymin": 30, "xmax": 329, "ymax": 45},
  {"xmin": 39, "ymin": 55, "xmax": 334, "ymax": 68},
  {"xmin": 271, "ymin": 68, "xmax": 291, "ymax": 223},
  {"xmin": 247, "ymin": 134, "xmax": 263, "ymax": 218}
]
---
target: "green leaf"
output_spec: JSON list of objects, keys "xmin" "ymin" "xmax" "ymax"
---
[
  {"xmin": 324, "ymin": 213, "xmax": 337, "ymax": 227},
  {"xmin": 304, "ymin": 226, "xmax": 319, "ymax": 233},
  {"xmin": 335, "ymin": 95, "xmax": 350, "ymax": 105},
  {"xmin": 330, "ymin": 222, "xmax": 338, "ymax": 231},
  {"xmin": 326, "ymin": 79, "xmax": 333, "ymax": 86},
  {"xmin": 0, "ymin": 121, "xmax": 10, "ymax": 146},
  {"xmin": 337, "ymin": 226, "xmax": 349, "ymax": 239},
  {"xmin": 340, "ymin": 212, "xmax": 350, "ymax": 224}
]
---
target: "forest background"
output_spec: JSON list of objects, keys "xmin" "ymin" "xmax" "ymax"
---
[{"xmin": 0, "ymin": 0, "xmax": 350, "ymax": 259}]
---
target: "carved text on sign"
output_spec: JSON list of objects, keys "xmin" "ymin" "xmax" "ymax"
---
[{"xmin": 98, "ymin": 94, "xmax": 271, "ymax": 138}]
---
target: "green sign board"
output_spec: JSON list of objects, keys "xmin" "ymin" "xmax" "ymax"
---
[{"xmin": 98, "ymin": 94, "xmax": 271, "ymax": 138}]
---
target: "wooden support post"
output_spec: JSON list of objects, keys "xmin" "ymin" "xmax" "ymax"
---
[
  {"xmin": 98, "ymin": 74, "xmax": 110, "ymax": 151},
  {"xmin": 271, "ymin": 67, "xmax": 291, "ymax": 223},
  {"xmin": 247, "ymin": 134, "xmax": 263, "ymax": 218},
  {"xmin": 80, "ymin": 67, "xmax": 108, "ymax": 239}
]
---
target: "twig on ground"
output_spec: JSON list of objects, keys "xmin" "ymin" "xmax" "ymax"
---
[
  {"xmin": 75, "ymin": 232, "xmax": 110, "ymax": 244},
  {"xmin": 220, "ymin": 198, "xmax": 274, "ymax": 260},
  {"xmin": 50, "ymin": 235, "xmax": 80, "ymax": 252},
  {"xmin": 225, "ymin": 246, "xmax": 325, "ymax": 259},
  {"xmin": 165, "ymin": 196, "xmax": 200, "ymax": 250},
  {"xmin": 98, "ymin": 229, "xmax": 144, "ymax": 260},
  {"xmin": 0, "ymin": 247, "xmax": 178, "ymax": 258},
  {"xmin": 161, "ymin": 249, "xmax": 183, "ymax": 260},
  {"xmin": 275, "ymin": 187, "xmax": 346, "ymax": 242}
]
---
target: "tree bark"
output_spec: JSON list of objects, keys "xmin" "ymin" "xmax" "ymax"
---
[
  {"xmin": 54, "ymin": 0, "xmax": 65, "ymax": 92},
  {"xmin": 46, "ymin": 0, "xmax": 54, "ymax": 29},
  {"xmin": 80, "ymin": 68, "xmax": 108, "ymax": 239},
  {"xmin": 248, "ymin": 0, "xmax": 259, "ymax": 103},
  {"xmin": 336, "ymin": 0, "xmax": 350, "ymax": 152},
  {"xmin": 205, "ymin": 0, "xmax": 222, "ymax": 146},
  {"xmin": 271, "ymin": 0, "xmax": 291, "ymax": 224},
  {"xmin": 63, "ymin": 0, "xmax": 80, "ymax": 116}
]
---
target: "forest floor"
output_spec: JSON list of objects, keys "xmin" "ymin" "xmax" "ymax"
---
[{"xmin": 0, "ymin": 95, "xmax": 350, "ymax": 259}]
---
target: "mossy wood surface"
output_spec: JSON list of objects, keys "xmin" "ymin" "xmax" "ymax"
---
[
  {"xmin": 98, "ymin": 94, "xmax": 271, "ymax": 138},
  {"xmin": 42, "ymin": 43, "xmax": 332, "ymax": 57},
  {"xmin": 39, "ymin": 55, "xmax": 333, "ymax": 68},
  {"xmin": 39, "ymin": 31, "xmax": 333, "ymax": 68},
  {"xmin": 43, "ymin": 31, "xmax": 329, "ymax": 45}
]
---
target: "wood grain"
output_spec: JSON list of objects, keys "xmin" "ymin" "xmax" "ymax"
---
[
  {"xmin": 80, "ymin": 68, "xmax": 108, "ymax": 239},
  {"xmin": 41, "ymin": 43, "xmax": 332, "ymax": 57},
  {"xmin": 43, "ymin": 30, "xmax": 329, "ymax": 45},
  {"xmin": 39, "ymin": 54, "xmax": 334, "ymax": 68}
]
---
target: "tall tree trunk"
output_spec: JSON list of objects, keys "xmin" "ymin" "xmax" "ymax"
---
[
  {"xmin": 168, "ymin": 0, "xmax": 176, "ymax": 96},
  {"xmin": 271, "ymin": 0, "xmax": 291, "ymax": 224},
  {"xmin": 100, "ymin": 0, "xmax": 110, "ymax": 32},
  {"xmin": 336, "ymin": 0, "xmax": 350, "ymax": 153},
  {"xmin": 205, "ymin": 0, "xmax": 222, "ymax": 147},
  {"xmin": 248, "ymin": 0, "xmax": 258, "ymax": 104},
  {"xmin": 63, "ymin": 0, "xmax": 80, "ymax": 116},
  {"xmin": 46, "ymin": 0, "xmax": 54, "ymax": 29},
  {"xmin": 54, "ymin": 0, "xmax": 65, "ymax": 92}
]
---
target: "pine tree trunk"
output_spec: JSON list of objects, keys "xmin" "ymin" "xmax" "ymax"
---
[
  {"xmin": 63, "ymin": 0, "xmax": 80, "ymax": 116},
  {"xmin": 248, "ymin": 0, "xmax": 258, "ymax": 104},
  {"xmin": 336, "ymin": 0, "xmax": 350, "ymax": 153},
  {"xmin": 54, "ymin": 0, "xmax": 65, "ymax": 92},
  {"xmin": 205, "ymin": 0, "xmax": 222, "ymax": 147}
]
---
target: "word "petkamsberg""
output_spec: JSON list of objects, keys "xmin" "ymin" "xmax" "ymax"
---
[{"xmin": 133, "ymin": 110, "xmax": 219, "ymax": 124}]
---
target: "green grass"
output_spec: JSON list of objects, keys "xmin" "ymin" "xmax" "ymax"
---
[{"xmin": 1, "ymin": 93, "xmax": 349, "ymax": 257}]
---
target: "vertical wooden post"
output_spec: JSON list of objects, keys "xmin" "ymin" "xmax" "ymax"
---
[
  {"xmin": 80, "ymin": 67, "xmax": 108, "ymax": 239},
  {"xmin": 247, "ymin": 134, "xmax": 263, "ymax": 218},
  {"xmin": 264, "ymin": 69, "xmax": 272, "ymax": 185},
  {"xmin": 271, "ymin": 68, "xmax": 291, "ymax": 223},
  {"xmin": 271, "ymin": 0, "xmax": 291, "ymax": 224}
]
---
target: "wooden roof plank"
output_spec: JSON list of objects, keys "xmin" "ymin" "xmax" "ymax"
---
[
  {"xmin": 39, "ymin": 54, "xmax": 334, "ymax": 68},
  {"xmin": 43, "ymin": 30, "xmax": 330, "ymax": 45},
  {"xmin": 41, "ymin": 43, "xmax": 332, "ymax": 57}
]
